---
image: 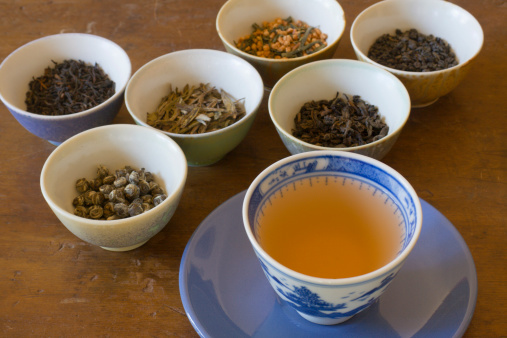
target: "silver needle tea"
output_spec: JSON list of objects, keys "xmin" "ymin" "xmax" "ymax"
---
[{"xmin": 146, "ymin": 83, "xmax": 245, "ymax": 134}]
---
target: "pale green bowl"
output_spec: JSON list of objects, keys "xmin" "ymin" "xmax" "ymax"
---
[{"xmin": 125, "ymin": 49, "xmax": 264, "ymax": 166}]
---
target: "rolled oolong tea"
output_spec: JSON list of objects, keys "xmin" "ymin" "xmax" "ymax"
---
[
  {"xmin": 292, "ymin": 92, "xmax": 388, "ymax": 148},
  {"xmin": 72, "ymin": 165, "xmax": 167, "ymax": 220},
  {"xmin": 146, "ymin": 83, "xmax": 246, "ymax": 134},
  {"xmin": 25, "ymin": 59, "xmax": 115, "ymax": 115},
  {"xmin": 367, "ymin": 28, "xmax": 458, "ymax": 72},
  {"xmin": 235, "ymin": 16, "xmax": 328, "ymax": 59}
]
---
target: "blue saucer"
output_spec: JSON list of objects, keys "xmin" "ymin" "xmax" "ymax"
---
[{"xmin": 179, "ymin": 191, "xmax": 477, "ymax": 337}]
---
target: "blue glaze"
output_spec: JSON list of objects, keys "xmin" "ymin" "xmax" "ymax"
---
[
  {"xmin": 258, "ymin": 254, "xmax": 397, "ymax": 319},
  {"xmin": 7, "ymin": 93, "xmax": 124, "ymax": 144}
]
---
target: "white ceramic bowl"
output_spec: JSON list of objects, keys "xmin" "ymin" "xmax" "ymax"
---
[
  {"xmin": 269, "ymin": 59, "xmax": 410, "ymax": 160},
  {"xmin": 351, "ymin": 0, "xmax": 483, "ymax": 107},
  {"xmin": 0, "ymin": 33, "xmax": 131, "ymax": 144},
  {"xmin": 243, "ymin": 150, "xmax": 423, "ymax": 325},
  {"xmin": 217, "ymin": 0, "xmax": 346, "ymax": 88},
  {"xmin": 40, "ymin": 124, "xmax": 187, "ymax": 251},
  {"xmin": 125, "ymin": 49, "xmax": 264, "ymax": 166}
]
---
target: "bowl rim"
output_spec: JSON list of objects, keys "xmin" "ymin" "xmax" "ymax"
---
[
  {"xmin": 268, "ymin": 58, "xmax": 411, "ymax": 152},
  {"xmin": 242, "ymin": 150, "xmax": 423, "ymax": 286},
  {"xmin": 216, "ymin": 0, "xmax": 346, "ymax": 64},
  {"xmin": 0, "ymin": 33, "xmax": 132, "ymax": 120},
  {"xmin": 40, "ymin": 124, "xmax": 188, "ymax": 226},
  {"xmin": 350, "ymin": 0, "xmax": 484, "ymax": 76},
  {"xmin": 125, "ymin": 48, "xmax": 264, "ymax": 139}
]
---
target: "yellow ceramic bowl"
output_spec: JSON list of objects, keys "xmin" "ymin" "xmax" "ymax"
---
[
  {"xmin": 125, "ymin": 49, "xmax": 264, "ymax": 166},
  {"xmin": 217, "ymin": 0, "xmax": 346, "ymax": 88},
  {"xmin": 351, "ymin": 0, "xmax": 483, "ymax": 107}
]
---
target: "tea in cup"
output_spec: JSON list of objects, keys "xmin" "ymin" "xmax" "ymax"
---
[{"xmin": 242, "ymin": 150, "xmax": 422, "ymax": 325}]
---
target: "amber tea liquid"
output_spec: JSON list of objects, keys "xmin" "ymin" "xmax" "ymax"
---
[{"xmin": 256, "ymin": 176, "xmax": 404, "ymax": 279}]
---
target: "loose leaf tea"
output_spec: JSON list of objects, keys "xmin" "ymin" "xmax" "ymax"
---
[
  {"xmin": 368, "ymin": 29, "xmax": 458, "ymax": 72},
  {"xmin": 146, "ymin": 83, "xmax": 245, "ymax": 134},
  {"xmin": 25, "ymin": 59, "xmax": 115, "ymax": 115},
  {"xmin": 73, "ymin": 165, "xmax": 167, "ymax": 220},
  {"xmin": 235, "ymin": 16, "xmax": 328, "ymax": 59},
  {"xmin": 292, "ymin": 92, "xmax": 388, "ymax": 148}
]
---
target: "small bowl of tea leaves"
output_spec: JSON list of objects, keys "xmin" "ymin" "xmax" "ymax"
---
[
  {"xmin": 40, "ymin": 124, "xmax": 187, "ymax": 251},
  {"xmin": 269, "ymin": 59, "xmax": 410, "ymax": 160},
  {"xmin": 125, "ymin": 49, "xmax": 264, "ymax": 166},
  {"xmin": 216, "ymin": 0, "xmax": 346, "ymax": 88},
  {"xmin": 351, "ymin": 0, "xmax": 483, "ymax": 107},
  {"xmin": 0, "ymin": 33, "xmax": 131, "ymax": 145}
]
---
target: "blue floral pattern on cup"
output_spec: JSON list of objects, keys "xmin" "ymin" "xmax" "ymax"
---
[{"xmin": 257, "ymin": 257, "xmax": 396, "ymax": 320}]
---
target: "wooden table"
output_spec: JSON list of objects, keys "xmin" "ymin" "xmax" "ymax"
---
[{"xmin": 0, "ymin": 0, "xmax": 505, "ymax": 336}]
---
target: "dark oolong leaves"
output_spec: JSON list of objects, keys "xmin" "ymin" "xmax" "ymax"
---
[
  {"xmin": 368, "ymin": 29, "xmax": 458, "ymax": 72},
  {"xmin": 292, "ymin": 92, "xmax": 388, "ymax": 148}
]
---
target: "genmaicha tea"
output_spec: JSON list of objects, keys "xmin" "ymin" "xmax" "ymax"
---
[
  {"xmin": 73, "ymin": 165, "xmax": 167, "ymax": 220},
  {"xmin": 146, "ymin": 83, "xmax": 245, "ymax": 134},
  {"xmin": 25, "ymin": 59, "xmax": 115, "ymax": 115},
  {"xmin": 292, "ymin": 92, "xmax": 388, "ymax": 148},
  {"xmin": 235, "ymin": 16, "xmax": 328, "ymax": 59},
  {"xmin": 368, "ymin": 29, "xmax": 458, "ymax": 72}
]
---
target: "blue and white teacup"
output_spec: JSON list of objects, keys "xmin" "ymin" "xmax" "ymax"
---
[{"xmin": 242, "ymin": 150, "xmax": 422, "ymax": 325}]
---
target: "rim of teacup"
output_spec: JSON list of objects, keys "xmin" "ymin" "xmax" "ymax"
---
[
  {"xmin": 0, "ymin": 33, "xmax": 131, "ymax": 120},
  {"xmin": 242, "ymin": 150, "xmax": 423, "ymax": 286},
  {"xmin": 350, "ymin": 0, "xmax": 484, "ymax": 77}
]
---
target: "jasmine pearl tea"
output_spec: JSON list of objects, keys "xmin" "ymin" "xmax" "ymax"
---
[{"xmin": 256, "ymin": 175, "xmax": 404, "ymax": 279}]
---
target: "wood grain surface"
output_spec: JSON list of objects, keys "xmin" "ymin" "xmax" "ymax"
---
[{"xmin": 0, "ymin": 0, "xmax": 505, "ymax": 336}]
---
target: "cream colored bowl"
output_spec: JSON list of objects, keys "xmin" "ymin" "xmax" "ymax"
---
[
  {"xmin": 40, "ymin": 124, "xmax": 187, "ymax": 251},
  {"xmin": 351, "ymin": 0, "xmax": 483, "ymax": 107},
  {"xmin": 269, "ymin": 59, "xmax": 410, "ymax": 160},
  {"xmin": 217, "ymin": 0, "xmax": 346, "ymax": 88}
]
